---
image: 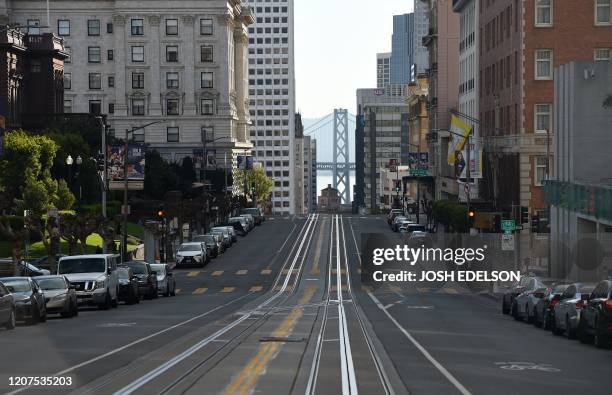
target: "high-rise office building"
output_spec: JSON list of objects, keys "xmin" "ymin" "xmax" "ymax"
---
[
  {"xmin": 390, "ymin": 13, "xmax": 414, "ymax": 84},
  {"xmin": 246, "ymin": 0, "xmax": 296, "ymax": 215},
  {"xmin": 376, "ymin": 52, "xmax": 391, "ymax": 88},
  {"xmin": 413, "ymin": 0, "xmax": 430, "ymax": 76},
  {"xmin": 2, "ymin": 1, "xmax": 254, "ymax": 165}
]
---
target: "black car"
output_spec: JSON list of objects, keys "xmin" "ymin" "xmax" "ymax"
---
[
  {"xmin": 578, "ymin": 280, "xmax": 612, "ymax": 348},
  {"xmin": 0, "ymin": 277, "xmax": 47, "ymax": 324},
  {"xmin": 241, "ymin": 208, "xmax": 264, "ymax": 226},
  {"xmin": 122, "ymin": 261, "xmax": 158, "ymax": 300},
  {"xmin": 0, "ymin": 282, "xmax": 16, "ymax": 330},
  {"xmin": 533, "ymin": 283, "xmax": 571, "ymax": 330},
  {"xmin": 193, "ymin": 234, "xmax": 219, "ymax": 258},
  {"xmin": 34, "ymin": 275, "xmax": 78, "ymax": 318},
  {"xmin": 0, "ymin": 260, "xmax": 51, "ymax": 277},
  {"xmin": 502, "ymin": 275, "xmax": 539, "ymax": 315},
  {"xmin": 116, "ymin": 267, "xmax": 140, "ymax": 305},
  {"xmin": 28, "ymin": 254, "xmax": 67, "ymax": 273}
]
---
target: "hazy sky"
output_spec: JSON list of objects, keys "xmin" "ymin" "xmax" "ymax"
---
[{"xmin": 294, "ymin": 0, "xmax": 414, "ymax": 119}]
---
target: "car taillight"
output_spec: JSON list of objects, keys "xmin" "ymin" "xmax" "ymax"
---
[
  {"xmin": 575, "ymin": 300, "xmax": 584, "ymax": 309},
  {"xmin": 604, "ymin": 299, "xmax": 612, "ymax": 310},
  {"xmin": 549, "ymin": 299, "xmax": 559, "ymax": 308}
]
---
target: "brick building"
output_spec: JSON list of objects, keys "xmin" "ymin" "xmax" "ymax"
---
[
  {"xmin": 479, "ymin": 0, "xmax": 612, "ymax": 225},
  {"xmin": 0, "ymin": 29, "xmax": 67, "ymax": 130}
]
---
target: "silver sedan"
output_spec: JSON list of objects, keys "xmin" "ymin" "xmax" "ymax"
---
[{"xmin": 150, "ymin": 263, "xmax": 176, "ymax": 297}]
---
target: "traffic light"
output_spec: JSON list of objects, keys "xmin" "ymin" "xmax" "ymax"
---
[
  {"xmin": 96, "ymin": 151, "xmax": 105, "ymax": 172},
  {"xmin": 520, "ymin": 206, "xmax": 529, "ymax": 224},
  {"xmin": 531, "ymin": 215, "xmax": 540, "ymax": 234},
  {"xmin": 468, "ymin": 210, "xmax": 476, "ymax": 228},
  {"xmin": 395, "ymin": 180, "xmax": 401, "ymax": 194},
  {"xmin": 157, "ymin": 205, "xmax": 165, "ymax": 221}
]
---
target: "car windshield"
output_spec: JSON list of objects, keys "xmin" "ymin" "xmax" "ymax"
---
[
  {"xmin": 179, "ymin": 245, "xmax": 201, "ymax": 252},
  {"xmin": 150, "ymin": 265, "xmax": 165, "ymax": 275},
  {"xmin": 1, "ymin": 279, "xmax": 31, "ymax": 292},
  {"xmin": 36, "ymin": 277, "xmax": 66, "ymax": 290},
  {"xmin": 202, "ymin": 235, "xmax": 215, "ymax": 243},
  {"xmin": 58, "ymin": 258, "xmax": 105, "ymax": 274},
  {"xmin": 117, "ymin": 269, "xmax": 130, "ymax": 279},
  {"xmin": 244, "ymin": 209, "xmax": 260, "ymax": 215},
  {"xmin": 552, "ymin": 284, "xmax": 570, "ymax": 293},
  {"xmin": 126, "ymin": 263, "xmax": 146, "ymax": 274}
]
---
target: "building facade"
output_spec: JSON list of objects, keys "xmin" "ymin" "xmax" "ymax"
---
[
  {"xmin": 406, "ymin": 73, "xmax": 432, "ymax": 202},
  {"xmin": 413, "ymin": 0, "xmax": 430, "ymax": 76},
  {"xmin": 390, "ymin": 13, "xmax": 415, "ymax": 85},
  {"xmin": 376, "ymin": 52, "xmax": 391, "ymax": 88},
  {"xmin": 303, "ymin": 135, "xmax": 317, "ymax": 214},
  {"xmin": 293, "ymin": 112, "xmax": 305, "ymax": 214},
  {"xmin": 356, "ymin": 86, "xmax": 409, "ymax": 212},
  {"xmin": 421, "ymin": 0, "xmax": 460, "ymax": 200},
  {"xmin": 2, "ymin": 0, "xmax": 254, "ymax": 167},
  {"xmin": 245, "ymin": 0, "xmax": 296, "ymax": 215},
  {"xmin": 318, "ymin": 184, "xmax": 340, "ymax": 212}
]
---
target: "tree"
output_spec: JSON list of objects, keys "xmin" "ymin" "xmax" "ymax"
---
[
  {"xmin": 143, "ymin": 150, "xmax": 177, "ymax": 200},
  {"xmin": 59, "ymin": 213, "xmax": 103, "ymax": 254},
  {"xmin": 233, "ymin": 167, "xmax": 274, "ymax": 206}
]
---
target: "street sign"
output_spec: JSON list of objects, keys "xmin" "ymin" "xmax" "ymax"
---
[
  {"xmin": 501, "ymin": 219, "xmax": 515, "ymax": 234},
  {"xmin": 501, "ymin": 234, "xmax": 515, "ymax": 251}
]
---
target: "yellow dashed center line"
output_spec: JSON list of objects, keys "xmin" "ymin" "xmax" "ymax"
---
[
  {"xmin": 187, "ymin": 271, "xmax": 200, "ymax": 277},
  {"xmin": 260, "ymin": 269, "xmax": 272, "ymax": 275},
  {"xmin": 193, "ymin": 288, "xmax": 208, "ymax": 295},
  {"xmin": 310, "ymin": 222, "xmax": 325, "ymax": 274},
  {"xmin": 249, "ymin": 286, "xmax": 263, "ymax": 293},
  {"xmin": 224, "ymin": 284, "xmax": 317, "ymax": 395},
  {"xmin": 212, "ymin": 270, "xmax": 224, "ymax": 276},
  {"xmin": 175, "ymin": 288, "xmax": 182, "ymax": 294},
  {"xmin": 221, "ymin": 287, "xmax": 235, "ymax": 293},
  {"xmin": 236, "ymin": 270, "xmax": 248, "ymax": 275}
]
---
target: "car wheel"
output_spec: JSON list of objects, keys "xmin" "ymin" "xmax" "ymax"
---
[
  {"xmin": 525, "ymin": 305, "xmax": 532, "ymax": 323},
  {"xmin": 164, "ymin": 283, "xmax": 170, "ymax": 297},
  {"xmin": 502, "ymin": 299, "xmax": 509, "ymax": 315},
  {"xmin": 72, "ymin": 301, "xmax": 79, "ymax": 317},
  {"xmin": 170, "ymin": 285, "xmax": 176, "ymax": 296},
  {"xmin": 39, "ymin": 306, "xmax": 47, "ymax": 323},
  {"xmin": 99, "ymin": 292, "xmax": 111, "ymax": 310},
  {"xmin": 551, "ymin": 316, "xmax": 563, "ymax": 335},
  {"xmin": 511, "ymin": 302, "xmax": 521, "ymax": 321},
  {"xmin": 593, "ymin": 318, "xmax": 609, "ymax": 349},
  {"xmin": 578, "ymin": 319, "xmax": 591, "ymax": 344},
  {"xmin": 565, "ymin": 316, "xmax": 576, "ymax": 339},
  {"xmin": 533, "ymin": 309, "xmax": 541, "ymax": 327},
  {"xmin": 111, "ymin": 294, "xmax": 118, "ymax": 308},
  {"xmin": 5, "ymin": 309, "xmax": 16, "ymax": 330},
  {"xmin": 153, "ymin": 287, "xmax": 159, "ymax": 299}
]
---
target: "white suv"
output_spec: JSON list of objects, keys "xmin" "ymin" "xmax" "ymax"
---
[{"xmin": 57, "ymin": 254, "xmax": 120, "ymax": 310}]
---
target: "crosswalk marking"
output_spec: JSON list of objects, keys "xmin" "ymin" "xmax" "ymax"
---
[
  {"xmin": 193, "ymin": 288, "xmax": 208, "ymax": 295},
  {"xmin": 187, "ymin": 271, "xmax": 200, "ymax": 277},
  {"xmin": 443, "ymin": 288, "xmax": 459, "ymax": 294},
  {"xmin": 221, "ymin": 287, "xmax": 235, "ymax": 293},
  {"xmin": 261, "ymin": 269, "xmax": 272, "ymax": 275},
  {"xmin": 417, "ymin": 287, "xmax": 432, "ymax": 293},
  {"xmin": 249, "ymin": 286, "xmax": 263, "ymax": 292},
  {"xmin": 236, "ymin": 270, "xmax": 248, "ymax": 275},
  {"xmin": 175, "ymin": 288, "xmax": 181, "ymax": 294},
  {"xmin": 212, "ymin": 270, "xmax": 224, "ymax": 276}
]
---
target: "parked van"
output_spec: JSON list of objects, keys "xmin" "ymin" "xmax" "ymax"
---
[{"xmin": 57, "ymin": 254, "xmax": 120, "ymax": 310}]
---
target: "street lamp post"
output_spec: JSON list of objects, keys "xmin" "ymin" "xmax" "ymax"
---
[
  {"xmin": 76, "ymin": 155, "xmax": 82, "ymax": 210},
  {"xmin": 66, "ymin": 155, "xmax": 73, "ymax": 192}
]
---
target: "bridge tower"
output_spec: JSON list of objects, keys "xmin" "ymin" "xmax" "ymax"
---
[{"xmin": 333, "ymin": 109, "xmax": 350, "ymax": 204}]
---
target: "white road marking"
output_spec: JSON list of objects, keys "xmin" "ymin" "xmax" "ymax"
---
[{"xmin": 368, "ymin": 292, "xmax": 472, "ymax": 395}]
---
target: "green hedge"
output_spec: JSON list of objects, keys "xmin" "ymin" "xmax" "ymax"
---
[
  {"xmin": 433, "ymin": 200, "xmax": 468, "ymax": 233},
  {"xmin": 79, "ymin": 201, "xmax": 121, "ymax": 217}
]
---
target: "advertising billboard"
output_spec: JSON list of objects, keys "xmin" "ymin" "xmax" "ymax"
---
[{"xmin": 107, "ymin": 144, "xmax": 145, "ymax": 190}]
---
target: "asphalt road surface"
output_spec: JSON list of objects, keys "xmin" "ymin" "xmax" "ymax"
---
[{"xmin": 0, "ymin": 214, "xmax": 609, "ymax": 395}]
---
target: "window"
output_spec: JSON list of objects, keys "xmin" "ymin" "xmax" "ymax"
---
[
  {"xmin": 166, "ymin": 99, "xmax": 179, "ymax": 115},
  {"xmin": 596, "ymin": 0, "xmax": 611, "ymax": 24},
  {"xmin": 64, "ymin": 73, "xmax": 71, "ymax": 89},
  {"xmin": 133, "ymin": 130, "xmax": 145, "ymax": 143},
  {"xmin": 166, "ymin": 72, "xmax": 179, "ymax": 89},
  {"xmin": 87, "ymin": 19, "xmax": 100, "ymax": 36},
  {"xmin": 535, "ymin": 157, "xmax": 548, "ymax": 186},
  {"xmin": 27, "ymin": 19, "xmax": 40, "ymax": 35},
  {"xmin": 89, "ymin": 73, "xmax": 101, "ymax": 89},
  {"xmin": 132, "ymin": 99, "xmax": 145, "ymax": 116},
  {"xmin": 131, "ymin": 19, "xmax": 144, "ymax": 35},
  {"xmin": 64, "ymin": 46, "xmax": 71, "ymax": 63},
  {"xmin": 58, "ymin": 20, "xmax": 70, "ymax": 36},
  {"xmin": 132, "ymin": 72, "xmax": 144, "ymax": 89},
  {"xmin": 535, "ymin": 0, "xmax": 552, "ymax": 26},
  {"xmin": 28, "ymin": 59, "xmax": 41, "ymax": 73},
  {"xmin": 63, "ymin": 99, "xmax": 72, "ymax": 113},
  {"xmin": 107, "ymin": 50, "xmax": 114, "ymax": 61},
  {"xmin": 200, "ymin": 18, "xmax": 213, "ymax": 35},
  {"xmin": 88, "ymin": 47, "xmax": 101, "ymax": 63},
  {"xmin": 108, "ymin": 103, "xmax": 114, "ymax": 114},
  {"xmin": 107, "ymin": 23, "xmax": 113, "ymax": 33},
  {"xmin": 535, "ymin": 49, "xmax": 553, "ymax": 80},
  {"xmin": 167, "ymin": 127, "xmax": 179, "ymax": 142},
  {"xmin": 89, "ymin": 100, "xmax": 101, "ymax": 114},
  {"xmin": 108, "ymin": 76, "xmax": 115, "ymax": 87},
  {"xmin": 201, "ymin": 99, "xmax": 213, "ymax": 115},
  {"xmin": 166, "ymin": 19, "xmax": 178, "ymax": 35},
  {"xmin": 201, "ymin": 72, "xmax": 213, "ymax": 88},
  {"xmin": 166, "ymin": 45, "xmax": 179, "ymax": 62},
  {"xmin": 595, "ymin": 48, "xmax": 611, "ymax": 61},
  {"xmin": 131, "ymin": 46, "xmax": 144, "ymax": 62},
  {"xmin": 534, "ymin": 104, "xmax": 552, "ymax": 133},
  {"xmin": 201, "ymin": 45, "xmax": 213, "ymax": 62}
]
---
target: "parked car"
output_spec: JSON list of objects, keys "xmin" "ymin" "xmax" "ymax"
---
[
  {"xmin": 211, "ymin": 227, "xmax": 232, "ymax": 248},
  {"xmin": 221, "ymin": 226, "xmax": 238, "ymax": 243},
  {"xmin": 193, "ymin": 234, "xmax": 220, "ymax": 257},
  {"xmin": 0, "ymin": 277, "xmax": 47, "ymax": 324},
  {"xmin": 176, "ymin": 242, "xmax": 209, "ymax": 267},
  {"xmin": 391, "ymin": 216, "xmax": 407, "ymax": 232},
  {"xmin": 116, "ymin": 267, "xmax": 140, "ymax": 305},
  {"xmin": 552, "ymin": 282, "xmax": 597, "ymax": 338},
  {"xmin": 533, "ymin": 283, "xmax": 572, "ymax": 329},
  {"xmin": 0, "ymin": 282, "xmax": 16, "ymax": 330},
  {"xmin": 577, "ymin": 280, "xmax": 612, "ymax": 348},
  {"xmin": 242, "ymin": 207, "xmax": 264, "ymax": 225},
  {"xmin": 502, "ymin": 275, "xmax": 538, "ymax": 315},
  {"xmin": 387, "ymin": 209, "xmax": 404, "ymax": 226},
  {"xmin": 57, "ymin": 254, "xmax": 120, "ymax": 310},
  {"xmin": 0, "ymin": 260, "xmax": 51, "ymax": 277},
  {"xmin": 122, "ymin": 261, "xmax": 158, "ymax": 300},
  {"xmin": 150, "ymin": 263, "xmax": 176, "ymax": 297},
  {"xmin": 34, "ymin": 275, "xmax": 78, "ymax": 318},
  {"xmin": 210, "ymin": 228, "xmax": 232, "ymax": 249},
  {"xmin": 400, "ymin": 223, "xmax": 426, "ymax": 234},
  {"xmin": 239, "ymin": 214, "xmax": 255, "ymax": 231},
  {"xmin": 228, "ymin": 217, "xmax": 249, "ymax": 235},
  {"xmin": 28, "ymin": 254, "xmax": 67, "ymax": 272},
  {"xmin": 513, "ymin": 278, "xmax": 561, "ymax": 322}
]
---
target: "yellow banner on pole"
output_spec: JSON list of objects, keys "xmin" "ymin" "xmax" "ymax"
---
[{"xmin": 447, "ymin": 114, "xmax": 472, "ymax": 166}]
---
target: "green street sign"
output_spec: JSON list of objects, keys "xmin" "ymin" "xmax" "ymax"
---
[
  {"xmin": 501, "ymin": 219, "xmax": 515, "ymax": 234},
  {"xmin": 410, "ymin": 168, "xmax": 427, "ymax": 177}
]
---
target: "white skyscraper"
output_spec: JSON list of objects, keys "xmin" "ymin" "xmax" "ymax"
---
[
  {"xmin": 376, "ymin": 52, "xmax": 391, "ymax": 88},
  {"xmin": 245, "ymin": 0, "xmax": 296, "ymax": 215}
]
